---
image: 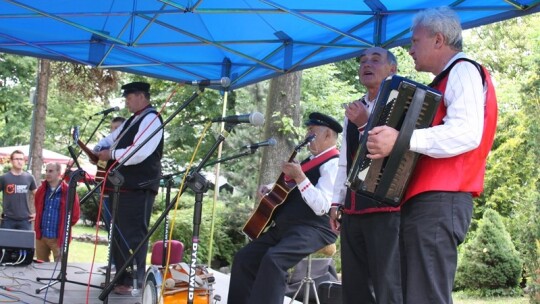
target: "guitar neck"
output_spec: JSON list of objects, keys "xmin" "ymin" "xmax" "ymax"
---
[{"xmin": 77, "ymin": 139, "xmax": 99, "ymax": 163}]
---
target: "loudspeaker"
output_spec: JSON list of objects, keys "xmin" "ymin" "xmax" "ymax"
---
[{"xmin": 0, "ymin": 228, "xmax": 35, "ymax": 266}]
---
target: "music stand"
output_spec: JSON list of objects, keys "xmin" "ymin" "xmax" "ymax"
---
[{"xmin": 35, "ymin": 170, "xmax": 102, "ymax": 301}]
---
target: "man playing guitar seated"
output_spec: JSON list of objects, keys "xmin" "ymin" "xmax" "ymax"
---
[{"xmin": 227, "ymin": 112, "xmax": 342, "ymax": 304}]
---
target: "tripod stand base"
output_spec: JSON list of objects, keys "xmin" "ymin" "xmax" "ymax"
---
[
  {"xmin": 289, "ymin": 278, "xmax": 320, "ymax": 304},
  {"xmin": 36, "ymin": 275, "xmax": 103, "ymax": 294}
]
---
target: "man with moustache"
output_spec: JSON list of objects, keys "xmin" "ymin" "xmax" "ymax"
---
[{"xmin": 329, "ymin": 47, "xmax": 402, "ymax": 304}]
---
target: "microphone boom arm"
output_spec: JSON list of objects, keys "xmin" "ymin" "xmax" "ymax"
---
[{"xmin": 139, "ymin": 147, "xmax": 260, "ymax": 188}]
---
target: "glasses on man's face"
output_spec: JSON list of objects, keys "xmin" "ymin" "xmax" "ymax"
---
[{"xmin": 11, "ymin": 158, "xmax": 24, "ymax": 161}]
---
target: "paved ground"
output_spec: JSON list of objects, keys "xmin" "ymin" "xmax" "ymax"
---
[{"xmin": 0, "ymin": 262, "xmax": 301, "ymax": 303}]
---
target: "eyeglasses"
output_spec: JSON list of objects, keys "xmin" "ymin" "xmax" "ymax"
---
[{"xmin": 11, "ymin": 158, "xmax": 25, "ymax": 161}]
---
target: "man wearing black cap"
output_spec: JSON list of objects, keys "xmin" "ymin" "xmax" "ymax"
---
[
  {"xmin": 94, "ymin": 81, "xmax": 164, "ymax": 295},
  {"xmin": 329, "ymin": 47, "xmax": 402, "ymax": 304},
  {"xmin": 227, "ymin": 112, "xmax": 341, "ymax": 304}
]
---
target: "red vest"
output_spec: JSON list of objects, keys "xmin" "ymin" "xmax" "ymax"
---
[{"xmin": 403, "ymin": 61, "xmax": 498, "ymax": 203}]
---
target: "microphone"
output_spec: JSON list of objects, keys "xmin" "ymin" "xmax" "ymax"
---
[
  {"xmin": 92, "ymin": 106, "xmax": 119, "ymax": 116},
  {"xmin": 242, "ymin": 138, "xmax": 277, "ymax": 150},
  {"xmin": 186, "ymin": 77, "xmax": 231, "ymax": 88},
  {"xmin": 72, "ymin": 126, "xmax": 80, "ymax": 144},
  {"xmin": 211, "ymin": 112, "xmax": 265, "ymax": 126}
]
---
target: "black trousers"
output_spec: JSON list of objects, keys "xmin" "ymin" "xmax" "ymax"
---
[
  {"xmin": 400, "ymin": 191, "xmax": 472, "ymax": 304},
  {"xmin": 110, "ymin": 190, "xmax": 155, "ymax": 287},
  {"xmin": 227, "ymin": 223, "xmax": 336, "ymax": 304},
  {"xmin": 341, "ymin": 211, "xmax": 402, "ymax": 304}
]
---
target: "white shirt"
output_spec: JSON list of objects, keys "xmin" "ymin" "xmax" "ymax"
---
[
  {"xmin": 264, "ymin": 146, "xmax": 339, "ymax": 215},
  {"xmin": 332, "ymin": 95, "xmax": 375, "ymax": 206},
  {"xmin": 296, "ymin": 146, "xmax": 339, "ymax": 216},
  {"xmin": 97, "ymin": 111, "xmax": 163, "ymax": 166},
  {"xmin": 410, "ymin": 52, "xmax": 486, "ymax": 158}
]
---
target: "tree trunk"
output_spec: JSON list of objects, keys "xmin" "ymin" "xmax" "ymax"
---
[
  {"xmin": 29, "ymin": 59, "xmax": 50, "ymax": 212},
  {"xmin": 257, "ymin": 71, "xmax": 302, "ymax": 191}
]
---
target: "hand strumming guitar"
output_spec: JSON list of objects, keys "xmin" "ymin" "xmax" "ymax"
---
[
  {"xmin": 256, "ymin": 185, "xmax": 271, "ymax": 200},
  {"xmin": 97, "ymin": 149, "xmax": 113, "ymax": 162},
  {"xmin": 281, "ymin": 160, "xmax": 307, "ymax": 185}
]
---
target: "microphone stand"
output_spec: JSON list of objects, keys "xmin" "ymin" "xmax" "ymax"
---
[
  {"xmin": 139, "ymin": 147, "xmax": 263, "ymax": 267},
  {"xmin": 98, "ymin": 122, "xmax": 236, "ymax": 302},
  {"xmin": 35, "ymin": 170, "xmax": 102, "ymax": 301},
  {"xmin": 36, "ymin": 136, "xmax": 125, "ymax": 300},
  {"xmin": 141, "ymin": 147, "xmax": 262, "ymax": 188},
  {"xmin": 183, "ymin": 125, "xmax": 240, "ymax": 304},
  {"xmin": 65, "ymin": 113, "xmax": 131, "ymax": 286},
  {"xmin": 161, "ymin": 177, "xmax": 174, "ymax": 267},
  {"xmin": 98, "ymin": 88, "xmax": 205, "ymax": 301}
]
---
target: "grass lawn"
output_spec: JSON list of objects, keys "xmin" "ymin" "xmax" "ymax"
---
[
  {"xmin": 68, "ymin": 225, "xmax": 108, "ymax": 263},
  {"xmin": 454, "ymin": 292, "xmax": 528, "ymax": 304},
  {"xmin": 68, "ymin": 224, "xmax": 151, "ymax": 264}
]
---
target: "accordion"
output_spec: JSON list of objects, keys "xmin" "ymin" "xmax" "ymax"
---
[{"xmin": 346, "ymin": 75, "xmax": 442, "ymax": 207}]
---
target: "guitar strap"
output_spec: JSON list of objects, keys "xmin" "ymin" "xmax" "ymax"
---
[
  {"xmin": 110, "ymin": 107, "xmax": 155, "ymax": 150},
  {"xmin": 301, "ymin": 148, "xmax": 340, "ymax": 173}
]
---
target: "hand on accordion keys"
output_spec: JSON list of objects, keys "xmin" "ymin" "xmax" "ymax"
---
[{"xmin": 366, "ymin": 125, "xmax": 400, "ymax": 160}]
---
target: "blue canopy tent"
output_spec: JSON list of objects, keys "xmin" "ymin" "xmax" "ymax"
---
[
  {"xmin": 1, "ymin": 2, "xmax": 538, "ymax": 300},
  {"xmin": 0, "ymin": 0, "xmax": 539, "ymax": 90}
]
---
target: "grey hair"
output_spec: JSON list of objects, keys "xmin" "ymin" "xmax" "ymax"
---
[
  {"xmin": 412, "ymin": 6, "xmax": 463, "ymax": 51},
  {"xmin": 358, "ymin": 48, "xmax": 398, "ymax": 67},
  {"xmin": 386, "ymin": 49, "xmax": 398, "ymax": 67}
]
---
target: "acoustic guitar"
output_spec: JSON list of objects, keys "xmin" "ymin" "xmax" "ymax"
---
[
  {"xmin": 242, "ymin": 135, "xmax": 315, "ymax": 240},
  {"xmin": 72, "ymin": 128, "xmax": 107, "ymax": 182}
]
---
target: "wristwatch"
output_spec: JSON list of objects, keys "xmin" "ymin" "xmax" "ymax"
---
[
  {"xmin": 336, "ymin": 205, "xmax": 344, "ymax": 223},
  {"xmin": 329, "ymin": 205, "xmax": 343, "ymax": 223}
]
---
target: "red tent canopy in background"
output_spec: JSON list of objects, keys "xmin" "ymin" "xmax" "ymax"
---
[
  {"xmin": 0, "ymin": 145, "xmax": 97, "ymax": 181},
  {"xmin": 0, "ymin": 145, "xmax": 71, "ymax": 164}
]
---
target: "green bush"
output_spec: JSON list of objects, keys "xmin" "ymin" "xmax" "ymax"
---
[
  {"xmin": 149, "ymin": 191, "xmax": 252, "ymax": 268},
  {"xmin": 77, "ymin": 185, "xmax": 102, "ymax": 226},
  {"xmin": 455, "ymin": 208, "xmax": 522, "ymax": 296},
  {"xmin": 506, "ymin": 194, "xmax": 540, "ymax": 304}
]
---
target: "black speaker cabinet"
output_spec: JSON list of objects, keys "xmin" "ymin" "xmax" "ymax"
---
[{"xmin": 0, "ymin": 228, "xmax": 35, "ymax": 266}]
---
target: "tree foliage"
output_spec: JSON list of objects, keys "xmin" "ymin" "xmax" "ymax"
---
[
  {"xmin": 0, "ymin": 54, "xmax": 37, "ymax": 145},
  {"xmin": 462, "ymin": 15, "xmax": 540, "ymax": 302}
]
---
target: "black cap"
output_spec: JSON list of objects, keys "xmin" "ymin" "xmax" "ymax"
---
[
  {"xmin": 305, "ymin": 112, "xmax": 343, "ymax": 133},
  {"xmin": 121, "ymin": 82, "xmax": 150, "ymax": 97}
]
